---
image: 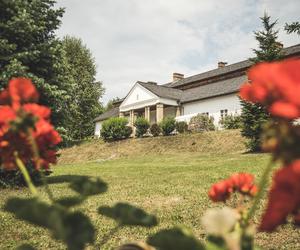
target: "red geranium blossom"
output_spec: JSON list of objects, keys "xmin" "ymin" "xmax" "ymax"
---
[
  {"xmin": 240, "ymin": 59, "xmax": 300, "ymax": 119},
  {"xmin": 208, "ymin": 173, "xmax": 258, "ymax": 202},
  {"xmin": 0, "ymin": 78, "xmax": 61, "ymax": 170},
  {"xmin": 260, "ymin": 160, "xmax": 300, "ymax": 231}
]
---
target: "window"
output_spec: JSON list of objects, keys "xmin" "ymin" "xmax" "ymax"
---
[{"xmin": 220, "ymin": 109, "xmax": 228, "ymax": 119}]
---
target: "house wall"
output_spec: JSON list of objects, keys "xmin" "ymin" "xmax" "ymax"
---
[
  {"xmin": 94, "ymin": 121, "xmax": 103, "ymax": 137},
  {"xmin": 181, "ymin": 93, "xmax": 241, "ymax": 126}
]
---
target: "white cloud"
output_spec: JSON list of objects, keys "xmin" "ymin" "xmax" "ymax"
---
[{"xmin": 55, "ymin": 0, "xmax": 300, "ymax": 103}]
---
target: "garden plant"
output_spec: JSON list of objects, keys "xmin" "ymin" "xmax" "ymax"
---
[{"xmin": 1, "ymin": 58, "xmax": 300, "ymax": 249}]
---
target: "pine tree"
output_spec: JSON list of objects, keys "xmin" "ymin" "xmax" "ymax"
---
[
  {"xmin": 241, "ymin": 13, "xmax": 283, "ymax": 152},
  {"xmin": 0, "ymin": 0, "xmax": 71, "ymax": 129},
  {"xmin": 285, "ymin": 22, "xmax": 300, "ymax": 35},
  {"xmin": 62, "ymin": 36, "xmax": 104, "ymax": 139}
]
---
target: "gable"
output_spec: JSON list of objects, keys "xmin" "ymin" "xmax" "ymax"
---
[{"xmin": 120, "ymin": 83, "xmax": 158, "ymax": 109}]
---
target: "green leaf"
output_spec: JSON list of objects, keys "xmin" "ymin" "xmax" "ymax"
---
[
  {"xmin": 16, "ymin": 244, "xmax": 36, "ymax": 250},
  {"xmin": 98, "ymin": 202, "xmax": 158, "ymax": 227},
  {"xmin": 55, "ymin": 196, "xmax": 84, "ymax": 208},
  {"xmin": 70, "ymin": 176, "xmax": 107, "ymax": 196},
  {"xmin": 4, "ymin": 197, "xmax": 95, "ymax": 250},
  {"xmin": 147, "ymin": 227, "xmax": 204, "ymax": 250}
]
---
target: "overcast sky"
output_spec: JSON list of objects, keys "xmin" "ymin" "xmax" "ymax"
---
[{"xmin": 55, "ymin": 0, "xmax": 300, "ymax": 104}]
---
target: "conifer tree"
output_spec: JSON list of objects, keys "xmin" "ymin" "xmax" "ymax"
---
[
  {"xmin": 285, "ymin": 22, "xmax": 300, "ymax": 35},
  {"xmin": 241, "ymin": 13, "xmax": 283, "ymax": 152}
]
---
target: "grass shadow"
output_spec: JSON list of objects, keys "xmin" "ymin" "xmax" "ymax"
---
[{"xmin": 46, "ymin": 175, "xmax": 92, "ymax": 185}]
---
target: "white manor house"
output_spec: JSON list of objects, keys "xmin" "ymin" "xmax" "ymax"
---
[{"xmin": 94, "ymin": 44, "xmax": 300, "ymax": 136}]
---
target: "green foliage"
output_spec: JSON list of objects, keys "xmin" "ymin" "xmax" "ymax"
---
[
  {"xmin": 285, "ymin": 22, "xmax": 300, "ymax": 35},
  {"xmin": 0, "ymin": 164, "xmax": 45, "ymax": 188},
  {"xmin": 100, "ymin": 117, "xmax": 132, "ymax": 142},
  {"xmin": 98, "ymin": 203, "xmax": 158, "ymax": 227},
  {"xmin": 150, "ymin": 123, "xmax": 161, "ymax": 137},
  {"xmin": 69, "ymin": 176, "xmax": 107, "ymax": 197},
  {"xmin": 241, "ymin": 102, "xmax": 269, "ymax": 152},
  {"xmin": 147, "ymin": 227, "xmax": 204, "ymax": 250},
  {"xmin": 134, "ymin": 117, "xmax": 150, "ymax": 137},
  {"xmin": 0, "ymin": 0, "xmax": 71, "ymax": 130},
  {"xmin": 220, "ymin": 114, "xmax": 242, "ymax": 129},
  {"xmin": 175, "ymin": 121, "xmax": 188, "ymax": 133},
  {"xmin": 4, "ymin": 197, "xmax": 95, "ymax": 250},
  {"xmin": 189, "ymin": 114, "xmax": 215, "ymax": 132},
  {"xmin": 160, "ymin": 117, "xmax": 176, "ymax": 136},
  {"xmin": 62, "ymin": 36, "xmax": 104, "ymax": 140},
  {"xmin": 241, "ymin": 13, "xmax": 280, "ymax": 152}
]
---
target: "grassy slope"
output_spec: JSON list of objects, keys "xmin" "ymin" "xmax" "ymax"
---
[{"xmin": 0, "ymin": 131, "xmax": 299, "ymax": 249}]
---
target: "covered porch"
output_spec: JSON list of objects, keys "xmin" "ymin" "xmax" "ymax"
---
[{"xmin": 120, "ymin": 103, "xmax": 182, "ymax": 126}]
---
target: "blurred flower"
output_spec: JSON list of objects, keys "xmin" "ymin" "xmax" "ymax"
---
[
  {"xmin": 0, "ymin": 78, "xmax": 61, "ymax": 170},
  {"xmin": 240, "ymin": 59, "xmax": 300, "ymax": 120},
  {"xmin": 260, "ymin": 160, "xmax": 300, "ymax": 231},
  {"xmin": 201, "ymin": 207, "xmax": 240, "ymax": 236},
  {"xmin": 208, "ymin": 173, "xmax": 258, "ymax": 202}
]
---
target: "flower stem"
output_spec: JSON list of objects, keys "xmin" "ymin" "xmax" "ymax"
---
[
  {"xmin": 246, "ymin": 160, "xmax": 274, "ymax": 223},
  {"xmin": 27, "ymin": 128, "xmax": 55, "ymax": 202},
  {"xmin": 14, "ymin": 152, "xmax": 38, "ymax": 195}
]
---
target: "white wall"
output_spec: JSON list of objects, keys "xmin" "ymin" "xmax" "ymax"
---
[
  {"xmin": 94, "ymin": 121, "xmax": 102, "ymax": 137},
  {"xmin": 181, "ymin": 93, "xmax": 241, "ymax": 126}
]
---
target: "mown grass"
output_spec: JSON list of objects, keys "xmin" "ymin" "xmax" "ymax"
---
[{"xmin": 1, "ymin": 152, "xmax": 300, "ymax": 249}]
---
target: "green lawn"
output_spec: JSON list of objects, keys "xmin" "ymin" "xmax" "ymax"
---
[{"xmin": 1, "ymin": 152, "xmax": 300, "ymax": 249}]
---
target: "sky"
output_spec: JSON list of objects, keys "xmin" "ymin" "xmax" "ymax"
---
[{"xmin": 55, "ymin": 0, "xmax": 300, "ymax": 104}]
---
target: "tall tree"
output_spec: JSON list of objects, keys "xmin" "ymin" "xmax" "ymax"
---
[
  {"xmin": 240, "ymin": 13, "xmax": 283, "ymax": 152},
  {"xmin": 62, "ymin": 36, "xmax": 104, "ymax": 139},
  {"xmin": 0, "ymin": 0, "xmax": 71, "ymax": 129}
]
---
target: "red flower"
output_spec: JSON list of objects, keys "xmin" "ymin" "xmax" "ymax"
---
[
  {"xmin": 260, "ymin": 160, "xmax": 300, "ymax": 231},
  {"xmin": 208, "ymin": 173, "xmax": 258, "ymax": 202},
  {"xmin": 0, "ymin": 78, "xmax": 61, "ymax": 170},
  {"xmin": 239, "ymin": 59, "xmax": 300, "ymax": 120},
  {"xmin": 209, "ymin": 180, "xmax": 231, "ymax": 202},
  {"xmin": 229, "ymin": 173, "xmax": 258, "ymax": 196}
]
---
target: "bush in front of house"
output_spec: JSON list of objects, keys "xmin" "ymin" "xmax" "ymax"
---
[
  {"xmin": 150, "ymin": 123, "xmax": 161, "ymax": 137},
  {"xmin": 134, "ymin": 117, "xmax": 150, "ymax": 138},
  {"xmin": 101, "ymin": 117, "xmax": 132, "ymax": 142},
  {"xmin": 160, "ymin": 116, "xmax": 176, "ymax": 136},
  {"xmin": 220, "ymin": 114, "xmax": 242, "ymax": 129},
  {"xmin": 188, "ymin": 114, "xmax": 215, "ymax": 132},
  {"xmin": 175, "ymin": 121, "xmax": 188, "ymax": 134}
]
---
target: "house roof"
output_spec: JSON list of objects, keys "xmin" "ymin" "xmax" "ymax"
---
[
  {"xmin": 94, "ymin": 106, "xmax": 119, "ymax": 122},
  {"xmin": 166, "ymin": 43, "xmax": 300, "ymax": 88},
  {"xmin": 181, "ymin": 75, "xmax": 247, "ymax": 103},
  {"xmin": 138, "ymin": 82, "xmax": 183, "ymax": 100}
]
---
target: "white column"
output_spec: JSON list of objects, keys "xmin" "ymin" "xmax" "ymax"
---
[
  {"xmin": 145, "ymin": 106, "xmax": 150, "ymax": 122},
  {"xmin": 156, "ymin": 104, "xmax": 164, "ymax": 123}
]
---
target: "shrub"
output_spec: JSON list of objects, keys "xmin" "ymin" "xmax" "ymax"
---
[
  {"xmin": 188, "ymin": 114, "xmax": 215, "ymax": 132},
  {"xmin": 101, "ymin": 117, "xmax": 132, "ymax": 142},
  {"xmin": 150, "ymin": 123, "xmax": 161, "ymax": 137},
  {"xmin": 159, "ymin": 117, "xmax": 176, "ymax": 136},
  {"xmin": 175, "ymin": 121, "xmax": 188, "ymax": 134},
  {"xmin": 134, "ymin": 117, "xmax": 150, "ymax": 138},
  {"xmin": 220, "ymin": 114, "xmax": 242, "ymax": 129}
]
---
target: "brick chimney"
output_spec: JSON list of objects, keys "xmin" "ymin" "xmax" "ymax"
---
[
  {"xmin": 218, "ymin": 61, "xmax": 228, "ymax": 68},
  {"xmin": 173, "ymin": 72, "xmax": 184, "ymax": 81}
]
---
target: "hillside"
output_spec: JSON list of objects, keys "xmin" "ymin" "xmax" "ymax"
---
[{"xmin": 58, "ymin": 129, "xmax": 246, "ymax": 164}]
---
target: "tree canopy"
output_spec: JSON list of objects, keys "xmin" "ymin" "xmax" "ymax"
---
[{"xmin": 62, "ymin": 36, "xmax": 104, "ymax": 139}]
